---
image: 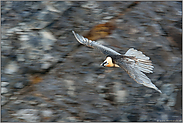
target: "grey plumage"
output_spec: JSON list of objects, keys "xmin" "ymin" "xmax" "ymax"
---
[
  {"xmin": 118, "ymin": 48, "xmax": 162, "ymax": 93},
  {"xmin": 72, "ymin": 31, "xmax": 162, "ymax": 93}
]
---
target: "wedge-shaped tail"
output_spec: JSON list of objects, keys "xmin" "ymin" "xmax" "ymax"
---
[
  {"xmin": 125, "ymin": 48, "xmax": 154, "ymax": 73},
  {"xmin": 116, "ymin": 48, "xmax": 162, "ymax": 93}
]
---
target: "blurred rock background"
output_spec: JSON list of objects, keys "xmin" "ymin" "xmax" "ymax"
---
[{"xmin": 1, "ymin": 1, "xmax": 182, "ymax": 122}]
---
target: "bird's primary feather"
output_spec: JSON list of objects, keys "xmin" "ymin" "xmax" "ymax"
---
[{"xmin": 72, "ymin": 31, "xmax": 121, "ymax": 56}]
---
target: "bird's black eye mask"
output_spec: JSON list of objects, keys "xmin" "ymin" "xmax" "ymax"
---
[
  {"xmin": 103, "ymin": 61, "xmax": 107, "ymax": 64},
  {"xmin": 101, "ymin": 61, "xmax": 108, "ymax": 66}
]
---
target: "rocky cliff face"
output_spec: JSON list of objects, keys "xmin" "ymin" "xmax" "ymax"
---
[{"xmin": 1, "ymin": 1, "xmax": 182, "ymax": 122}]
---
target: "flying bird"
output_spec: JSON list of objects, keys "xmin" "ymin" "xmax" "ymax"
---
[{"xmin": 72, "ymin": 31, "xmax": 162, "ymax": 93}]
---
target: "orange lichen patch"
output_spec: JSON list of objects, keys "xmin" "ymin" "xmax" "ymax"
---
[
  {"xmin": 43, "ymin": 117, "xmax": 51, "ymax": 120},
  {"xmin": 105, "ymin": 69, "xmax": 114, "ymax": 73},
  {"xmin": 33, "ymin": 93, "xmax": 51, "ymax": 102},
  {"xmin": 30, "ymin": 75, "xmax": 43, "ymax": 84},
  {"xmin": 82, "ymin": 2, "xmax": 140, "ymax": 41},
  {"xmin": 84, "ymin": 21, "xmax": 116, "ymax": 41},
  {"xmin": 167, "ymin": 36, "xmax": 182, "ymax": 51},
  {"xmin": 33, "ymin": 93, "xmax": 43, "ymax": 97}
]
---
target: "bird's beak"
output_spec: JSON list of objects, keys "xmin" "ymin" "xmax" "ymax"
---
[{"xmin": 100, "ymin": 63, "xmax": 105, "ymax": 67}]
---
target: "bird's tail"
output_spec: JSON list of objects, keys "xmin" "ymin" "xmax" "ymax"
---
[
  {"xmin": 124, "ymin": 48, "xmax": 162, "ymax": 93},
  {"xmin": 125, "ymin": 48, "xmax": 154, "ymax": 73}
]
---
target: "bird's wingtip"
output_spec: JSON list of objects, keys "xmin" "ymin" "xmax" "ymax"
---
[
  {"xmin": 156, "ymin": 88, "xmax": 162, "ymax": 94},
  {"xmin": 72, "ymin": 31, "xmax": 77, "ymax": 38},
  {"xmin": 158, "ymin": 90, "xmax": 162, "ymax": 94}
]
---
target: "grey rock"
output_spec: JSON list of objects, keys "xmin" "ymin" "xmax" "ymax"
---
[
  {"xmin": 167, "ymin": 93, "xmax": 177, "ymax": 107},
  {"xmin": 12, "ymin": 109, "xmax": 40, "ymax": 122},
  {"xmin": 42, "ymin": 54, "xmax": 55, "ymax": 62},
  {"xmin": 84, "ymin": 74, "xmax": 96, "ymax": 84},
  {"xmin": 36, "ymin": 10, "xmax": 57, "ymax": 22},
  {"xmin": 41, "ymin": 110, "xmax": 53, "ymax": 117},
  {"xmin": 147, "ymin": 23, "xmax": 164, "ymax": 36},
  {"xmin": 161, "ymin": 84, "xmax": 174, "ymax": 96},
  {"xmin": 1, "ymin": 109, "xmax": 9, "ymax": 121},
  {"xmin": 3, "ymin": 93, "xmax": 12, "ymax": 97},
  {"xmin": 113, "ymin": 82, "xmax": 128, "ymax": 103},
  {"xmin": 115, "ymin": 90, "xmax": 128, "ymax": 103},
  {"xmin": 119, "ymin": 113, "xmax": 129, "ymax": 122},
  {"xmin": 103, "ymin": 16, "xmax": 114, "ymax": 20},
  {"xmin": 4, "ymin": 61, "xmax": 19, "ymax": 74},
  {"xmin": 28, "ymin": 101, "xmax": 39, "ymax": 105},
  {"xmin": 14, "ymin": 82, "xmax": 24, "ymax": 89},
  {"xmin": 27, "ymin": 21, "xmax": 50, "ymax": 30},
  {"xmin": 64, "ymin": 80, "xmax": 75, "ymax": 96},
  {"xmin": 38, "ymin": 103, "xmax": 48, "ymax": 107},
  {"xmin": 99, "ymin": 116, "xmax": 112, "ymax": 122},
  {"xmin": 81, "ymin": 1, "xmax": 99, "ymax": 9},
  {"xmin": 13, "ymin": 100, "xmax": 24, "ymax": 105},
  {"xmin": 41, "ymin": 62, "xmax": 52, "ymax": 69},
  {"xmin": 1, "ymin": 87, "xmax": 8, "ymax": 94},
  {"xmin": 144, "ymin": 32, "xmax": 152, "ymax": 36},
  {"xmin": 17, "ymin": 54, "xmax": 25, "ymax": 62},
  {"xmin": 66, "ymin": 107, "xmax": 79, "ymax": 114},
  {"xmin": 127, "ymin": 114, "xmax": 140, "ymax": 122},
  {"xmin": 82, "ymin": 109, "xmax": 100, "ymax": 120},
  {"xmin": 97, "ymin": 84, "xmax": 106, "ymax": 93},
  {"xmin": 139, "ymin": 115, "xmax": 148, "ymax": 121},
  {"xmin": 45, "ymin": 1, "xmax": 73, "ymax": 14},
  {"xmin": 61, "ymin": 116, "xmax": 79, "ymax": 122},
  {"xmin": 1, "ymin": 76, "xmax": 9, "ymax": 82},
  {"xmin": 5, "ymin": 27, "xmax": 20, "ymax": 35},
  {"xmin": 19, "ymin": 34, "xmax": 29, "ymax": 41},
  {"xmin": 41, "ymin": 54, "xmax": 58, "ymax": 69},
  {"xmin": 144, "ymin": 94, "xmax": 152, "ymax": 98},
  {"xmin": 155, "ymin": 5, "xmax": 166, "ymax": 13},
  {"xmin": 39, "ymin": 30, "xmax": 57, "ymax": 50},
  {"xmin": 9, "ymin": 96, "xmax": 18, "ymax": 100},
  {"xmin": 7, "ymin": 28, "xmax": 61, "ymax": 73},
  {"xmin": 99, "ymin": 94, "xmax": 106, "ymax": 98},
  {"xmin": 56, "ymin": 111, "xmax": 73, "ymax": 122},
  {"xmin": 1, "ymin": 96, "xmax": 8, "ymax": 105},
  {"xmin": 62, "ymin": 98, "xmax": 79, "ymax": 104},
  {"xmin": 1, "ymin": 56, "xmax": 11, "ymax": 69},
  {"xmin": 1, "ymin": 82, "xmax": 9, "ymax": 87},
  {"xmin": 161, "ymin": 114, "xmax": 168, "ymax": 120}
]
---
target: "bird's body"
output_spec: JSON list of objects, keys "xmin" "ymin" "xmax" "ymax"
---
[
  {"xmin": 101, "ymin": 56, "xmax": 120, "ymax": 67},
  {"xmin": 72, "ymin": 31, "xmax": 162, "ymax": 93}
]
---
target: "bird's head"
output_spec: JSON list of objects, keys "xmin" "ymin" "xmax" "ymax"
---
[{"xmin": 100, "ymin": 56, "xmax": 114, "ymax": 67}]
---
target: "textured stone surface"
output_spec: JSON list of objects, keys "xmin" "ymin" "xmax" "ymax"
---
[
  {"xmin": 11, "ymin": 109, "xmax": 40, "ymax": 122},
  {"xmin": 1, "ymin": 1, "xmax": 182, "ymax": 122}
]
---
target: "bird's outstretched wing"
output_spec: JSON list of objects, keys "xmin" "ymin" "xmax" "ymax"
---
[
  {"xmin": 117, "ymin": 48, "xmax": 162, "ymax": 93},
  {"xmin": 72, "ymin": 31, "xmax": 121, "ymax": 56},
  {"xmin": 72, "ymin": 31, "xmax": 161, "ymax": 93}
]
